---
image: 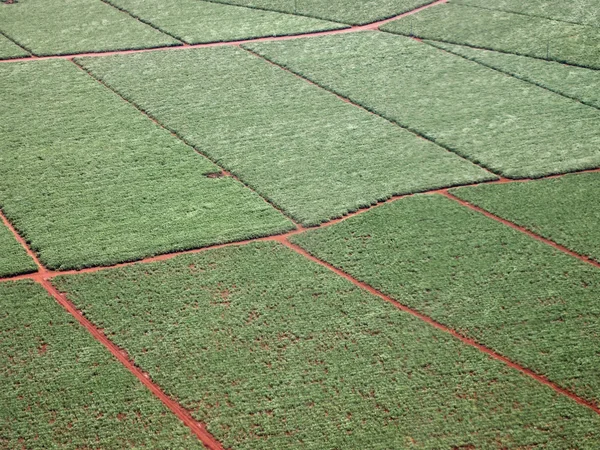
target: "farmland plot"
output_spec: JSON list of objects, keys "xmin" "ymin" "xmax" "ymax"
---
[
  {"xmin": 0, "ymin": 32, "xmax": 28, "ymax": 59},
  {"xmin": 291, "ymin": 195, "xmax": 600, "ymax": 406},
  {"xmin": 428, "ymin": 41, "xmax": 600, "ymax": 109},
  {"xmin": 210, "ymin": 0, "xmax": 434, "ymax": 25},
  {"xmin": 246, "ymin": 32, "xmax": 600, "ymax": 178},
  {"xmin": 77, "ymin": 46, "xmax": 493, "ymax": 226},
  {"xmin": 381, "ymin": 3, "xmax": 600, "ymax": 69},
  {"xmin": 0, "ymin": 281, "xmax": 203, "ymax": 449},
  {"xmin": 452, "ymin": 172, "xmax": 600, "ymax": 262},
  {"xmin": 53, "ymin": 242, "xmax": 600, "ymax": 449},
  {"xmin": 0, "ymin": 60, "xmax": 292, "ymax": 270},
  {"xmin": 0, "ymin": 219, "xmax": 36, "ymax": 278},
  {"xmin": 0, "ymin": 0, "xmax": 178, "ymax": 56},
  {"xmin": 104, "ymin": 0, "xmax": 346, "ymax": 44}
]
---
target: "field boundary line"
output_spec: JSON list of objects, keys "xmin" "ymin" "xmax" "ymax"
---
[
  {"xmin": 278, "ymin": 237, "xmax": 600, "ymax": 415},
  {"xmin": 69, "ymin": 58, "xmax": 301, "ymax": 229},
  {"xmin": 441, "ymin": 190, "xmax": 600, "ymax": 269},
  {"xmin": 425, "ymin": 41, "xmax": 600, "ymax": 111},
  {"xmin": 40, "ymin": 279, "xmax": 225, "ymax": 450},
  {"xmin": 242, "ymin": 45, "xmax": 503, "ymax": 180},
  {"xmin": 96, "ymin": 0, "xmax": 188, "ymax": 44},
  {"xmin": 1, "ymin": 167, "xmax": 599, "ymax": 285},
  {"xmin": 0, "ymin": 28, "xmax": 33, "ymax": 56},
  {"xmin": 0, "ymin": 208, "xmax": 44, "ymax": 271},
  {"xmin": 0, "ymin": 0, "xmax": 447, "ymax": 63}
]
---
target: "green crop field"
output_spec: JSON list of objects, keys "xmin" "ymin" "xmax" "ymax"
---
[
  {"xmin": 428, "ymin": 41, "xmax": 600, "ymax": 109},
  {"xmin": 381, "ymin": 3, "xmax": 600, "ymax": 69},
  {"xmin": 0, "ymin": 220, "xmax": 36, "ymax": 277},
  {"xmin": 291, "ymin": 195, "xmax": 600, "ymax": 406},
  {"xmin": 246, "ymin": 32, "xmax": 600, "ymax": 178},
  {"xmin": 0, "ymin": 32, "xmax": 28, "ymax": 59},
  {"xmin": 103, "ymin": 0, "xmax": 346, "ymax": 44},
  {"xmin": 452, "ymin": 172, "xmax": 600, "ymax": 263},
  {"xmin": 0, "ymin": 60, "xmax": 292, "ymax": 270},
  {"xmin": 453, "ymin": 0, "xmax": 600, "ymax": 27},
  {"xmin": 53, "ymin": 242, "xmax": 600, "ymax": 448},
  {"xmin": 0, "ymin": 0, "xmax": 178, "ymax": 56},
  {"xmin": 210, "ymin": 0, "xmax": 432, "ymax": 25},
  {"xmin": 77, "ymin": 46, "xmax": 493, "ymax": 226},
  {"xmin": 0, "ymin": 281, "xmax": 203, "ymax": 449},
  {"xmin": 1, "ymin": 0, "xmax": 600, "ymax": 447}
]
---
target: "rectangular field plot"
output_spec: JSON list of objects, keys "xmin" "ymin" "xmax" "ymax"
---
[
  {"xmin": 452, "ymin": 172, "xmax": 600, "ymax": 263},
  {"xmin": 381, "ymin": 3, "xmax": 600, "ymax": 69},
  {"xmin": 53, "ymin": 242, "xmax": 600, "ymax": 449},
  {"xmin": 0, "ymin": 60, "xmax": 292, "ymax": 270},
  {"xmin": 428, "ymin": 41, "xmax": 600, "ymax": 109},
  {"xmin": 246, "ymin": 32, "xmax": 600, "ymax": 178},
  {"xmin": 0, "ymin": 281, "xmax": 203, "ymax": 449},
  {"xmin": 291, "ymin": 195, "xmax": 600, "ymax": 407},
  {"xmin": 453, "ymin": 0, "xmax": 600, "ymax": 27},
  {"xmin": 0, "ymin": 218, "xmax": 36, "ymax": 278},
  {"xmin": 210, "ymin": 0, "xmax": 433, "ymax": 25},
  {"xmin": 0, "ymin": 0, "xmax": 178, "ymax": 56},
  {"xmin": 77, "ymin": 47, "xmax": 493, "ymax": 227},
  {"xmin": 105, "ymin": 0, "xmax": 346, "ymax": 44},
  {"xmin": 0, "ymin": 32, "xmax": 28, "ymax": 60}
]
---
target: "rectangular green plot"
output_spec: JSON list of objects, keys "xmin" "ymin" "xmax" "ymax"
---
[
  {"xmin": 453, "ymin": 0, "xmax": 600, "ymax": 27},
  {"xmin": 451, "ymin": 172, "xmax": 600, "ymax": 263},
  {"xmin": 77, "ymin": 47, "xmax": 493, "ymax": 227},
  {"xmin": 53, "ymin": 242, "xmax": 600, "ymax": 449},
  {"xmin": 0, "ymin": 60, "xmax": 292, "ymax": 270},
  {"xmin": 0, "ymin": 281, "xmax": 204, "ymax": 449},
  {"xmin": 0, "ymin": 32, "xmax": 28, "ymax": 60},
  {"xmin": 291, "ymin": 195, "xmax": 600, "ymax": 407},
  {"xmin": 428, "ymin": 40, "xmax": 600, "ymax": 109},
  {"xmin": 0, "ymin": 218, "xmax": 36, "ymax": 278},
  {"xmin": 381, "ymin": 3, "xmax": 600, "ymax": 69},
  {"xmin": 210, "ymin": 0, "xmax": 434, "ymax": 25},
  {"xmin": 0, "ymin": 0, "xmax": 178, "ymax": 56},
  {"xmin": 105, "ymin": 0, "xmax": 346, "ymax": 44},
  {"xmin": 246, "ymin": 32, "xmax": 600, "ymax": 178}
]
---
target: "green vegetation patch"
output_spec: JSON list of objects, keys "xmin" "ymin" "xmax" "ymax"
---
[
  {"xmin": 0, "ymin": 60, "xmax": 292, "ymax": 270},
  {"xmin": 0, "ymin": 32, "xmax": 28, "ymax": 60},
  {"xmin": 428, "ymin": 40, "xmax": 600, "ymax": 109},
  {"xmin": 105, "ymin": 0, "xmax": 346, "ymax": 44},
  {"xmin": 77, "ymin": 46, "xmax": 493, "ymax": 227},
  {"xmin": 381, "ymin": 3, "xmax": 600, "ymax": 69},
  {"xmin": 0, "ymin": 280, "xmax": 203, "ymax": 449},
  {"xmin": 246, "ymin": 32, "xmax": 600, "ymax": 179},
  {"xmin": 210, "ymin": 0, "xmax": 434, "ymax": 25},
  {"xmin": 53, "ymin": 242, "xmax": 600, "ymax": 449},
  {"xmin": 453, "ymin": 0, "xmax": 600, "ymax": 27},
  {"xmin": 451, "ymin": 172, "xmax": 600, "ymax": 263},
  {"xmin": 0, "ymin": 0, "xmax": 178, "ymax": 56},
  {"xmin": 291, "ymin": 195, "xmax": 600, "ymax": 407},
  {"xmin": 0, "ymin": 218, "xmax": 36, "ymax": 278}
]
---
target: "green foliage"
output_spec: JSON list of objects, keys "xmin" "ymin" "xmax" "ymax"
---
[
  {"xmin": 77, "ymin": 46, "xmax": 492, "ymax": 226},
  {"xmin": 428, "ymin": 40, "xmax": 600, "ymax": 109},
  {"xmin": 0, "ymin": 219, "xmax": 36, "ymax": 277},
  {"xmin": 381, "ymin": 3, "xmax": 600, "ymax": 69},
  {"xmin": 0, "ymin": 280, "xmax": 203, "ymax": 449},
  {"xmin": 0, "ymin": 32, "xmax": 27, "ymax": 60},
  {"xmin": 452, "ymin": 172, "xmax": 600, "ymax": 262},
  {"xmin": 246, "ymin": 32, "xmax": 600, "ymax": 178},
  {"xmin": 0, "ymin": 0, "xmax": 178, "ymax": 56},
  {"xmin": 291, "ymin": 195, "xmax": 600, "ymax": 406},
  {"xmin": 0, "ymin": 60, "xmax": 293, "ymax": 270},
  {"xmin": 209, "ymin": 0, "xmax": 433, "ymax": 25},
  {"xmin": 53, "ymin": 242, "xmax": 600, "ymax": 449},
  {"xmin": 453, "ymin": 0, "xmax": 600, "ymax": 27},
  {"xmin": 104, "ymin": 0, "xmax": 346, "ymax": 44}
]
